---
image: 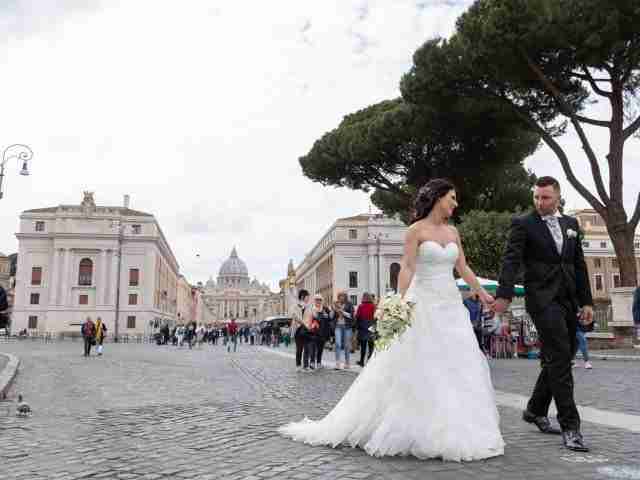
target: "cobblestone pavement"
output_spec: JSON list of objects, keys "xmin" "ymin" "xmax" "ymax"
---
[{"xmin": 0, "ymin": 341, "xmax": 639, "ymax": 480}]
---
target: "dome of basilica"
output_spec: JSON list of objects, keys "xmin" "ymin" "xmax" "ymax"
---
[{"xmin": 218, "ymin": 247, "xmax": 249, "ymax": 277}]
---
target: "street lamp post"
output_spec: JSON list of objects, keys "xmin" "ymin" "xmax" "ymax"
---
[
  {"xmin": 0, "ymin": 144, "xmax": 33, "ymax": 199},
  {"xmin": 369, "ymin": 232, "xmax": 384, "ymax": 301},
  {"xmin": 111, "ymin": 220, "xmax": 125, "ymax": 342}
]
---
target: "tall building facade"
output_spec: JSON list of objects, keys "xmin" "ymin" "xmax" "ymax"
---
[
  {"xmin": 571, "ymin": 209, "xmax": 640, "ymax": 301},
  {"xmin": 295, "ymin": 213, "xmax": 407, "ymax": 305},
  {"xmin": 201, "ymin": 247, "xmax": 281, "ymax": 324},
  {"xmin": 12, "ymin": 192, "xmax": 180, "ymax": 335}
]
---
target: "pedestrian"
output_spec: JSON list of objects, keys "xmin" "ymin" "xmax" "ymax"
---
[
  {"xmin": 293, "ymin": 289, "xmax": 310, "ymax": 371},
  {"xmin": 332, "ymin": 291, "xmax": 355, "ymax": 370},
  {"xmin": 312, "ymin": 295, "xmax": 332, "ymax": 369},
  {"xmin": 176, "ymin": 324, "xmax": 185, "ymax": 347},
  {"xmin": 633, "ymin": 286, "xmax": 640, "ymax": 341},
  {"xmin": 95, "ymin": 317, "xmax": 107, "ymax": 356},
  {"xmin": 81, "ymin": 316, "xmax": 96, "ymax": 357},
  {"xmin": 0, "ymin": 284, "xmax": 9, "ymax": 334},
  {"xmin": 463, "ymin": 293, "xmax": 484, "ymax": 351},
  {"xmin": 574, "ymin": 320, "xmax": 593, "ymax": 369},
  {"xmin": 161, "ymin": 323, "xmax": 170, "ymax": 345},
  {"xmin": 186, "ymin": 322, "xmax": 197, "ymax": 349},
  {"xmin": 302, "ymin": 300, "xmax": 320, "ymax": 370},
  {"xmin": 283, "ymin": 325, "xmax": 291, "ymax": 348},
  {"xmin": 227, "ymin": 318, "xmax": 239, "ymax": 352},
  {"xmin": 196, "ymin": 323, "xmax": 205, "ymax": 348},
  {"xmin": 356, "ymin": 292, "xmax": 376, "ymax": 367}
]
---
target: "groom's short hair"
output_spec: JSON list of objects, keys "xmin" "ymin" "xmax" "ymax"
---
[{"xmin": 535, "ymin": 176, "xmax": 561, "ymax": 192}]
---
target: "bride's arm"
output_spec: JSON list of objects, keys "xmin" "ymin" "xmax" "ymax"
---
[
  {"xmin": 398, "ymin": 226, "xmax": 419, "ymax": 298},
  {"xmin": 453, "ymin": 227, "xmax": 493, "ymax": 304}
]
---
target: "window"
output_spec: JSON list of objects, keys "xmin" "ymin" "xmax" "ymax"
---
[
  {"xmin": 389, "ymin": 263, "xmax": 401, "ymax": 293},
  {"xmin": 350, "ymin": 295, "xmax": 358, "ymax": 306},
  {"xmin": 600, "ymin": 241, "xmax": 607, "ymax": 248},
  {"xmin": 30, "ymin": 293, "xmax": 40, "ymax": 305},
  {"xmin": 78, "ymin": 258, "xmax": 93, "ymax": 286},
  {"xmin": 35, "ymin": 221, "xmax": 45, "ymax": 232},
  {"xmin": 582, "ymin": 241, "xmax": 589, "ymax": 248},
  {"xmin": 31, "ymin": 267, "xmax": 42, "ymax": 286},
  {"xmin": 79, "ymin": 294, "xmax": 89, "ymax": 305},
  {"xmin": 594, "ymin": 258, "xmax": 602, "ymax": 268},
  {"xmin": 348, "ymin": 229, "xmax": 357, "ymax": 240},
  {"xmin": 612, "ymin": 274, "xmax": 621, "ymax": 289},
  {"xmin": 349, "ymin": 271, "xmax": 358, "ymax": 288},
  {"xmin": 128, "ymin": 293, "xmax": 138, "ymax": 305},
  {"xmin": 28, "ymin": 316, "xmax": 38, "ymax": 329},
  {"xmin": 635, "ymin": 242, "xmax": 640, "ymax": 250},
  {"xmin": 129, "ymin": 268, "xmax": 139, "ymax": 286},
  {"xmin": 594, "ymin": 274, "xmax": 603, "ymax": 291},
  {"xmin": 612, "ymin": 258, "xmax": 619, "ymax": 269},
  {"xmin": 131, "ymin": 224, "xmax": 141, "ymax": 234},
  {"xmin": 127, "ymin": 316, "xmax": 136, "ymax": 329}
]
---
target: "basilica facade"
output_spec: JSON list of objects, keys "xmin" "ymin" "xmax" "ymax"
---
[{"xmin": 202, "ymin": 247, "xmax": 281, "ymax": 324}]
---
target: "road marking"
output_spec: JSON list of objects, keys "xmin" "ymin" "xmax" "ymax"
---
[
  {"xmin": 260, "ymin": 347, "xmax": 640, "ymax": 434},
  {"xmin": 597, "ymin": 466, "xmax": 640, "ymax": 479},
  {"xmin": 560, "ymin": 454, "xmax": 609, "ymax": 463}
]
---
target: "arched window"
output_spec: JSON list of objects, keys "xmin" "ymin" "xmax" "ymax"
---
[
  {"xmin": 78, "ymin": 258, "xmax": 93, "ymax": 286},
  {"xmin": 389, "ymin": 263, "xmax": 401, "ymax": 293}
]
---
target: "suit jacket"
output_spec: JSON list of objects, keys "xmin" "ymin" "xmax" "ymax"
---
[{"xmin": 496, "ymin": 211, "xmax": 593, "ymax": 314}]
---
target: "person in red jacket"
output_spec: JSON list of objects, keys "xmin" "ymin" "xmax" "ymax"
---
[{"xmin": 355, "ymin": 292, "xmax": 376, "ymax": 367}]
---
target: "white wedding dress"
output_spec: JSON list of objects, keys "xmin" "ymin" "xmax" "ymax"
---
[{"xmin": 278, "ymin": 241, "xmax": 505, "ymax": 461}]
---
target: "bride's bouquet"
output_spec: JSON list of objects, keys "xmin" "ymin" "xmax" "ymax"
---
[{"xmin": 373, "ymin": 293, "xmax": 415, "ymax": 351}]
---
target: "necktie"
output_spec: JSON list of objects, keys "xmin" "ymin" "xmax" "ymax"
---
[{"xmin": 543, "ymin": 215, "xmax": 563, "ymax": 254}]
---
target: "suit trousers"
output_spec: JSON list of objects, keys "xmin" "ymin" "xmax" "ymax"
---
[
  {"xmin": 527, "ymin": 297, "xmax": 580, "ymax": 431},
  {"xmin": 295, "ymin": 331, "xmax": 305, "ymax": 367}
]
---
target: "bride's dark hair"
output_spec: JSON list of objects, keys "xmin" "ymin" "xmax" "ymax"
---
[{"xmin": 411, "ymin": 178, "xmax": 456, "ymax": 224}]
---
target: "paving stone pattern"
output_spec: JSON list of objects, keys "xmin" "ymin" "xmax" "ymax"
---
[{"xmin": 0, "ymin": 342, "xmax": 638, "ymax": 480}]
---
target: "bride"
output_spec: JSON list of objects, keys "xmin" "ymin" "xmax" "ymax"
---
[{"xmin": 278, "ymin": 178, "xmax": 505, "ymax": 461}]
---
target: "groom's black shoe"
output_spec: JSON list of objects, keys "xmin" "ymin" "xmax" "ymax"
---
[
  {"xmin": 562, "ymin": 430, "xmax": 589, "ymax": 452},
  {"xmin": 522, "ymin": 410, "xmax": 562, "ymax": 435}
]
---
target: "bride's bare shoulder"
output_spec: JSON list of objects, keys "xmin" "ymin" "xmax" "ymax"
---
[{"xmin": 406, "ymin": 222, "xmax": 426, "ymax": 241}]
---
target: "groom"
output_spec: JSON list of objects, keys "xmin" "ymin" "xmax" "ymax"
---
[{"xmin": 493, "ymin": 176, "xmax": 594, "ymax": 452}]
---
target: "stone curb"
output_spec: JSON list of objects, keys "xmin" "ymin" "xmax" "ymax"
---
[
  {"xmin": 588, "ymin": 353, "xmax": 640, "ymax": 361},
  {"xmin": 0, "ymin": 352, "xmax": 20, "ymax": 400}
]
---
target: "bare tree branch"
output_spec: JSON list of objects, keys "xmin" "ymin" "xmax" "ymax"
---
[
  {"xmin": 578, "ymin": 66, "xmax": 613, "ymax": 97},
  {"xmin": 370, "ymin": 171, "xmax": 406, "ymax": 196},
  {"xmin": 631, "ymin": 192, "xmax": 640, "ymax": 230},
  {"xmin": 623, "ymin": 115, "xmax": 640, "ymax": 140},
  {"xmin": 574, "ymin": 114, "xmax": 611, "ymax": 127},
  {"xmin": 520, "ymin": 51, "xmax": 611, "ymax": 207},
  {"xmin": 495, "ymin": 98, "xmax": 606, "ymax": 219}
]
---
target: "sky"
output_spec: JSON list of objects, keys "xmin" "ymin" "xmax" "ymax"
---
[{"xmin": 1, "ymin": 0, "xmax": 639, "ymax": 290}]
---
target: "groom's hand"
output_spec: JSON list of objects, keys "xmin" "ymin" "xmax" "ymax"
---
[
  {"xmin": 579, "ymin": 305, "xmax": 594, "ymax": 325},
  {"xmin": 492, "ymin": 298, "xmax": 511, "ymax": 314}
]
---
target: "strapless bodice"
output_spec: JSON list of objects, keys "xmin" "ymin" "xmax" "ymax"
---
[{"xmin": 405, "ymin": 241, "xmax": 460, "ymax": 304}]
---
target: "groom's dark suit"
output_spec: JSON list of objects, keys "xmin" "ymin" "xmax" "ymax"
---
[{"xmin": 496, "ymin": 211, "xmax": 593, "ymax": 432}]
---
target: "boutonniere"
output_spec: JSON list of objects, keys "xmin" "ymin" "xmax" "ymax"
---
[{"xmin": 566, "ymin": 229, "xmax": 578, "ymax": 239}]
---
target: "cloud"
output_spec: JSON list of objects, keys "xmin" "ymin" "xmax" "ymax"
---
[{"xmin": 1, "ymin": 0, "xmax": 636, "ymax": 291}]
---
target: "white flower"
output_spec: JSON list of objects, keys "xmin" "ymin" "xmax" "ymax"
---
[
  {"xmin": 567, "ymin": 229, "xmax": 578, "ymax": 238},
  {"xmin": 374, "ymin": 293, "xmax": 415, "ymax": 351}
]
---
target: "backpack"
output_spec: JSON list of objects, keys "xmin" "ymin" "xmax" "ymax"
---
[{"xmin": 82, "ymin": 321, "xmax": 95, "ymax": 336}]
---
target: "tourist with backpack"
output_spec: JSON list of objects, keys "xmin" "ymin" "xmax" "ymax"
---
[{"xmin": 81, "ymin": 316, "xmax": 96, "ymax": 357}]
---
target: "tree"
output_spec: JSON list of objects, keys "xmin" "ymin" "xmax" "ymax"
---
[
  {"xmin": 300, "ymin": 97, "xmax": 538, "ymax": 221},
  {"xmin": 401, "ymin": 0, "xmax": 640, "ymax": 286},
  {"xmin": 457, "ymin": 210, "xmax": 516, "ymax": 279}
]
